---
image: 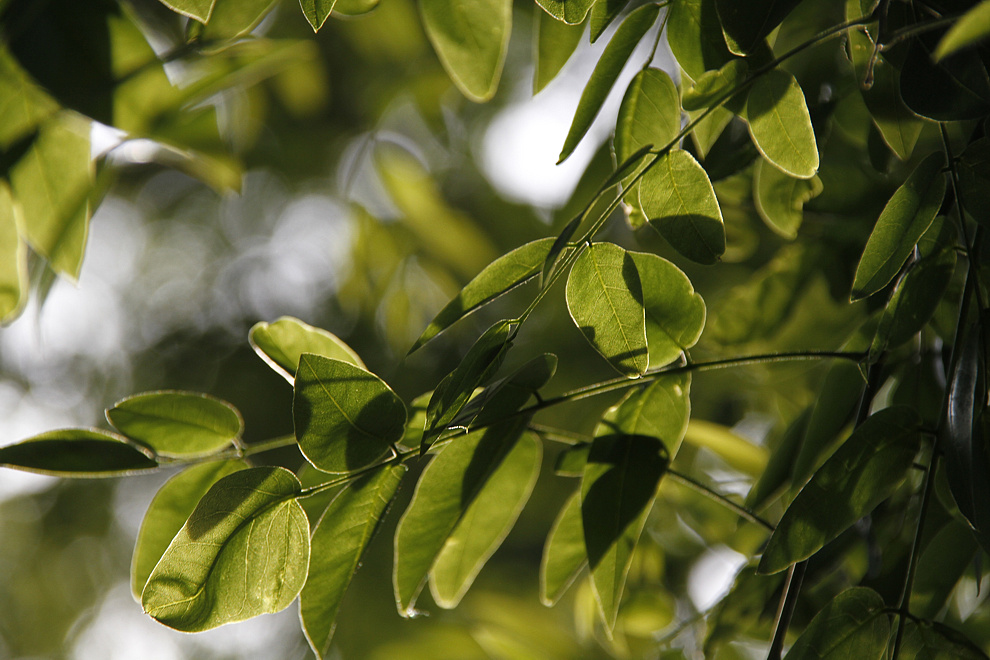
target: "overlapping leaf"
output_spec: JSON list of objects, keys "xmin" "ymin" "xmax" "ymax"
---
[
  {"xmin": 452, "ymin": 353, "xmax": 556, "ymax": 430},
  {"xmin": 540, "ymin": 489, "xmax": 586, "ymax": 606},
  {"xmin": 900, "ymin": 620, "xmax": 990, "ymax": 659},
  {"xmin": 534, "ymin": 12, "xmax": 585, "ymax": 93},
  {"xmin": 615, "ymin": 68, "xmax": 680, "ymax": 167},
  {"xmin": 783, "ymin": 587, "xmax": 889, "ymax": 659},
  {"xmin": 745, "ymin": 69, "xmax": 819, "ymax": 179},
  {"xmin": 158, "ymin": 0, "xmax": 217, "ymax": 22},
  {"xmin": 0, "ymin": 428, "xmax": 158, "ymax": 477},
  {"xmin": 666, "ymin": 0, "xmax": 732, "ymax": 81},
  {"xmin": 535, "ymin": 0, "xmax": 594, "ymax": 25},
  {"xmin": 250, "ymin": 316, "xmax": 365, "ymax": 383},
  {"xmin": 596, "ymin": 374, "xmax": 692, "ymax": 457},
  {"xmin": 682, "ymin": 59, "xmax": 748, "ymax": 111},
  {"xmin": 753, "ymin": 158, "xmax": 823, "ymax": 239},
  {"xmin": 716, "ymin": 0, "xmax": 803, "ymax": 55}
]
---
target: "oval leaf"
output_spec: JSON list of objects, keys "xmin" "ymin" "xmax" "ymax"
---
[
  {"xmin": 596, "ymin": 373, "xmax": 692, "ymax": 457},
  {"xmin": 615, "ymin": 68, "xmax": 681, "ymax": 166},
  {"xmin": 142, "ymin": 466, "xmax": 310, "ymax": 631},
  {"xmin": 107, "ymin": 391, "xmax": 243, "ymax": 458},
  {"xmin": 783, "ymin": 587, "xmax": 889, "ymax": 660},
  {"xmin": 666, "ymin": 0, "xmax": 733, "ymax": 81},
  {"xmin": 452, "ymin": 353, "xmax": 557, "ymax": 430},
  {"xmin": 540, "ymin": 489, "xmax": 587, "ymax": 606},
  {"xmin": 753, "ymin": 157, "xmax": 823, "ymax": 239},
  {"xmin": 565, "ymin": 243, "xmax": 648, "ymax": 376},
  {"xmin": 294, "ymin": 355, "xmax": 407, "ymax": 473},
  {"xmin": 682, "ymin": 58, "xmax": 748, "ymax": 111},
  {"xmin": 158, "ymin": 0, "xmax": 217, "ymax": 23},
  {"xmin": 0, "ymin": 181, "xmax": 27, "ymax": 323},
  {"xmin": 300, "ymin": 0, "xmax": 336, "ymax": 31},
  {"xmin": 534, "ymin": 11, "xmax": 585, "ymax": 94},
  {"xmin": 0, "ymin": 428, "xmax": 158, "ymax": 477},
  {"xmin": 935, "ymin": 0, "xmax": 990, "ymax": 60},
  {"xmin": 535, "ymin": 0, "xmax": 594, "ymax": 25},
  {"xmin": 716, "ymin": 0, "xmax": 802, "ymax": 55},
  {"xmin": 745, "ymin": 68, "xmax": 819, "ymax": 179},
  {"xmin": 250, "ymin": 316, "xmax": 364, "ymax": 383}
]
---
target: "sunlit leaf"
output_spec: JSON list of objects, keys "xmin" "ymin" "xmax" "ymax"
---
[
  {"xmin": 534, "ymin": 11, "xmax": 585, "ymax": 93},
  {"xmin": 934, "ymin": 0, "xmax": 990, "ymax": 60},
  {"xmin": 753, "ymin": 158, "xmax": 823, "ymax": 239},
  {"xmin": 745, "ymin": 69, "xmax": 818, "ymax": 179},
  {"xmin": 131, "ymin": 460, "xmax": 248, "ymax": 599},
  {"xmin": 0, "ymin": 428, "xmax": 158, "ymax": 477},
  {"xmin": 596, "ymin": 373, "xmax": 692, "ymax": 457},
  {"xmin": 200, "ymin": 0, "xmax": 278, "ymax": 39},
  {"xmin": 716, "ymin": 0, "xmax": 802, "ymax": 55},
  {"xmin": 157, "ymin": 0, "xmax": 216, "ymax": 23},
  {"xmin": 682, "ymin": 419, "xmax": 767, "ymax": 476},
  {"xmin": 302, "ymin": 464, "xmax": 406, "ymax": 659},
  {"xmin": 565, "ymin": 242, "xmax": 648, "ymax": 376},
  {"xmin": 294, "ymin": 355, "xmax": 407, "ymax": 473},
  {"xmin": 759, "ymin": 407, "xmax": 921, "ymax": 574},
  {"xmin": 106, "ymin": 391, "xmax": 243, "ymax": 458},
  {"xmin": 250, "ymin": 316, "xmax": 365, "ymax": 383},
  {"xmin": 851, "ymin": 152, "xmax": 946, "ymax": 300},
  {"xmin": 535, "ymin": 0, "xmax": 594, "ymax": 25},
  {"xmin": 666, "ymin": 0, "xmax": 732, "ymax": 81},
  {"xmin": 300, "ymin": 0, "xmax": 337, "ymax": 31},
  {"xmin": 453, "ymin": 353, "xmax": 556, "ymax": 429},
  {"xmin": 0, "ymin": 44, "xmax": 58, "ymax": 148},
  {"xmin": 142, "ymin": 467, "xmax": 309, "ymax": 631},
  {"xmin": 615, "ymin": 68, "xmax": 680, "ymax": 202},
  {"xmin": 430, "ymin": 432, "xmax": 540, "ymax": 607},
  {"xmin": 783, "ymin": 587, "xmax": 888, "ymax": 659},
  {"xmin": 420, "ymin": 0, "xmax": 511, "ymax": 101},
  {"xmin": 901, "ymin": 620, "xmax": 990, "ymax": 660},
  {"xmin": 640, "ymin": 150, "xmax": 726, "ymax": 264},
  {"xmin": 540, "ymin": 489, "xmax": 587, "ymax": 606},
  {"xmin": 555, "ymin": 443, "xmax": 590, "ymax": 476},
  {"xmin": 589, "ymin": 0, "xmax": 628, "ymax": 42},
  {"xmin": 0, "ymin": 181, "xmax": 27, "ymax": 324},
  {"xmin": 558, "ymin": 4, "xmax": 660, "ymax": 162},
  {"xmin": 331, "ymin": 0, "xmax": 379, "ymax": 15},
  {"xmin": 541, "ymin": 214, "xmax": 582, "ymax": 288},
  {"xmin": 581, "ymin": 433, "xmax": 668, "ymax": 631},
  {"xmin": 682, "ymin": 58, "xmax": 748, "ymax": 111}
]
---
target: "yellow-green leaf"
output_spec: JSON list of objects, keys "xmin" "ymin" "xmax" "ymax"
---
[
  {"xmin": 535, "ymin": 0, "xmax": 594, "ymax": 25},
  {"xmin": 534, "ymin": 11, "xmax": 585, "ymax": 93},
  {"xmin": 250, "ymin": 316, "xmax": 365, "ymax": 383},
  {"xmin": 0, "ymin": 181, "xmax": 27, "ymax": 323},
  {"xmin": 745, "ymin": 69, "xmax": 818, "ymax": 179},
  {"xmin": 753, "ymin": 157, "xmax": 823, "ymax": 239},
  {"xmin": 540, "ymin": 489, "xmax": 586, "ymax": 606},
  {"xmin": 157, "ymin": 0, "xmax": 217, "ymax": 23},
  {"xmin": 783, "ymin": 587, "xmax": 889, "ymax": 659},
  {"xmin": 934, "ymin": 0, "xmax": 990, "ymax": 61},
  {"xmin": 0, "ymin": 428, "xmax": 158, "ymax": 477}
]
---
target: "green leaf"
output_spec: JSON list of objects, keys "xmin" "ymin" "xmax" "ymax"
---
[
  {"xmin": 597, "ymin": 374, "xmax": 692, "ymax": 458},
  {"xmin": 0, "ymin": 44, "xmax": 58, "ymax": 149},
  {"xmin": 131, "ymin": 460, "xmax": 248, "ymax": 599},
  {"xmin": 430, "ymin": 432, "xmax": 541, "ymax": 607},
  {"xmin": 901, "ymin": 620, "xmax": 990, "ymax": 660},
  {"xmin": 302, "ymin": 464, "xmax": 407, "ymax": 659},
  {"xmin": 558, "ymin": 4, "xmax": 660, "ymax": 163},
  {"xmin": 745, "ymin": 69, "xmax": 819, "ymax": 179},
  {"xmin": 0, "ymin": 181, "xmax": 27, "ymax": 324},
  {"xmin": 627, "ymin": 251, "xmax": 706, "ymax": 368},
  {"xmin": 410, "ymin": 238, "xmax": 553, "ymax": 354},
  {"xmin": 759, "ymin": 406, "xmax": 922, "ymax": 574},
  {"xmin": 640, "ymin": 150, "xmax": 726, "ymax": 264},
  {"xmin": 300, "ymin": 0, "xmax": 337, "ymax": 31},
  {"xmin": 716, "ymin": 0, "xmax": 802, "ymax": 55},
  {"xmin": 452, "ymin": 353, "xmax": 557, "ymax": 429},
  {"xmin": 565, "ymin": 242, "xmax": 648, "ymax": 376},
  {"xmin": 540, "ymin": 489, "xmax": 587, "ymax": 606},
  {"xmin": 420, "ymin": 0, "xmax": 511, "ymax": 102},
  {"xmin": 330, "ymin": 0, "xmax": 378, "ymax": 15},
  {"xmin": 106, "ymin": 391, "xmax": 243, "ymax": 458},
  {"xmin": 782, "ymin": 587, "xmax": 889, "ymax": 660},
  {"xmin": 250, "ymin": 316, "xmax": 365, "ymax": 383},
  {"xmin": 957, "ymin": 138, "xmax": 990, "ymax": 227},
  {"xmin": 535, "ymin": 0, "xmax": 594, "ymax": 25},
  {"xmin": 555, "ymin": 443, "xmax": 591, "ymax": 476},
  {"xmin": 935, "ymin": 1, "xmax": 990, "ymax": 60},
  {"xmin": 753, "ymin": 158, "xmax": 823, "ymax": 239},
  {"xmin": 666, "ymin": 0, "xmax": 733, "ymax": 81},
  {"xmin": 589, "ymin": 0, "xmax": 629, "ymax": 42},
  {"xmin": 682, "ymin": 58, "xmax": 748, "ymax": 111},
  {"xmin": 142, "ymin": 467, "xmax": 309, "ymax": 631},
  {"xmin": 294, "ymin": 355, "xmax": 407, "ymax": 473},
  {"xmin": 200, "ymin": 0, "xmax": 277, "ymax": 39},
  {"xmin": 0, "ymin": 428, "xmax": 158, "ymax": 477},
  {"xmin": 581, "ymin": 433, "xmax": 668, "ymax": 631},
  {"xmin": 157, "ymin": 0, "xmax": 217, "ymax": 23},
  {"xmin": 393, "ymin": 418, "xmax": 529, "ymax": 616},
  {"xmin": 911, "ymin": 520, "xmax": 979, "ymax": 619},
  {"xmin": 682, "ymin": 419, "xmax": 768, "ymax": 476},
  {"xmin": 851, "ymin": 152, "xmax": 946, "ymax": 300},
  {"xmin": 900, "ymin": 36, "xmax": 990, "ymax": 122},
  {"xmin": 534, "ymin": 11, "xmax": 585, "ymax": 94},
  {"xmin": 615, "ymin": 68, "xmax": 680, "ymax": 181},
  {"xmin": 541, "ymin": 215, "xmax": 582, "ymax": 288}
]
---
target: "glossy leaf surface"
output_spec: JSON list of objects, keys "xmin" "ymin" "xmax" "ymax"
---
[
  {"xmin": 250, "ymin": 316, "xmax": 364, "ymax": 383},
  {"xmin": 0, "ymin": 428, "xmax": 158, "ymax": 477},
  {"xmin": 783, "ymin": 587, "xmax": 888, "ymax": 659},
  {"xmin": 745, "ymin": 69, "xmax": 818, "ymax": 179},
  {"xmin": 0, "ymin": 181, "xmax": 26, "ymax": 323}
]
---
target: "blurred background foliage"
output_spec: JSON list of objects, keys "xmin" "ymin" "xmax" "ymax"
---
[{"xmin": 0, "ymin": 0, "xmax": 986, "ymax": 658}]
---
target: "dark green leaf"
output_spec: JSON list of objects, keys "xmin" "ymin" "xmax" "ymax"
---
[
  {"xmin": 934, "ymin": 1, "xmax": 990, "ymax": 61},
  {"xmin": 300, "ymin": 0, "xmax": 337, "ymax": 31},
  {"xmin": 911, "ymin": 520, "xmax": 979, "ymax": 619},
  {"xmin": 535, "ymin": 0, "xmax": 594, "ymax": 25},
  {"xmin": 851, "ymin": 152, "xmax": 946, "ymax": 300},
  {"xmin": 302, "ymin": 464, "xmax": 407, "ymax": 659},
  {"xmin": 0, "ymin": 181, "xmax": 27, "ymax": 323},
  {"xmin": 558, "ymin": 4, "xmax": 660, "ymax": 162},
  {"xmin": 540, "ymin": 489, "xmax": 587, "ymax": 606},
  {"xmin": 682, "ymin": 58, "xmax": 748, "ymax": 111},
  {"xmin": 759, "ymin": 407, "xmax": 922, "ymax": 574},
  {"xmin": 555, "ymin": 443, "xmax": 591, "ymax": 476},
  {"xmin": 783, "ymin": 587, "xmax": 889, "ymax": 659},
  {"xmin": 0, "ymin": 428, "xmax": 158, "ymax": 477},
  {"xmin": 294, "ymin": 355, "xmax": 407, "ymax": 473},
  {"xmin": 0, "ymin": 44, "xmax": 58, "ymax": 149},
  {"xmin": 753, "ymin": 158, "xmax": 823, "ymax": 239},
  {"xmin": 565, "ymin": 242, "xmax": 648, "ymax": 376},
  {"xmin": 746, "ymin": 409, "xmax": 811, "ymax": 509},
  {"xmin": 534, "ymin": 11, "xmax": 585, "ymax": 93},
  {"xmin": 901, "ymin": 620, "xmax": 990, "ymax": 660},
  {"xmin": 158, "ymin": 0, "xmax": 217, "ymax": 22},
  {"xmin": 745, "ymin": 69, "xmax": 819, "ymax": 179},
  {"xmin": 589, "ymin": 0, "xmax": 628, "ymax": 42},
  {"xmin": 716, "ymin": 0, "xmax": 802, "ymax": 55},
  {"xmin": 666, "ymin": 0, "xmax": 732, "ymax": 81},
  {"xmin": 250, "ymin": 316, "xmax": 365, "ymax": 382},
  {"xmin": 540, "ymin": 215, "xmax": 582, "ymax": 289},
  {"xmin": 901, "ymin": 36, "xmax": 990, "ymax": 122}
]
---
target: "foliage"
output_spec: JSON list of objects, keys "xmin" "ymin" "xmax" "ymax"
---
[{"xmin": 2, "ymin": 0, "xmax": 990, "ymax": 658}]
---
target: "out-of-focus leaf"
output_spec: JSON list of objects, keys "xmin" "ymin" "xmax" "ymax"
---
[
  {"xmin": 753, "ymin": 158, "xmax": 823, "ymax": 239},
  {"xmin": 430, "ymin": 432, "xmax": 541, "ymax": 607},
  {"xmin": 420, "ymin": 0, "xmax": 511, "ymax": 101},
  {"xmin": 746, "ymin": 409, "xmax": 810, "ymax": 508},
  {"xmin": 759, "ymin": 407, "xmax": 921, "ymax": 574},
  {"xmin": 615, "ymin": 68, "xmax": 680, "ymax": 167},
  {"xmin": 540, "ymin": 489, "xmax": 586, "ymax": 606},
  {"xmin": 900, "ymin": 620, "xmax": 990, "ymax": 660},
  {"xmin": 596, "ymin": 374, "xmax": 692, "ymax": 457},
  {"xmin": 0, "ymin": 428, "xmax": 158, "ymax": 477},
  {"xmin": 300, "ymin": 0, "xmax": 336, "ymax": 31},
  {"xmin": 0, "ymin": 181, "xmax": 27, "ymax": 324},
  {"xmin": 911, "ymin": 520, "xmax": 979, "ymax": 619},
  {"xmin": 0, "ymin": 45, "xmax": 58, "ymax": 148},
  {"xmin": 200, "ymin": 0, "xmax": 277, "ymax": 39},
  {"xmin": 667, "ymin": 0, "xmax": 732, "ymax": 81},
  {"xmin": 745, "ymin": 69, "xmax": 819, "ymax": 179},
  {"xmin": 302, "ymin": 465, "xmax": 407, "ymax": 659},
  {"xmin": 294, "ymin": 355, "xmax": 406, "ymax": 473},
  {"xmin": 565, "ymin": 242, "xmax": 648, "ymax": 376},
  {"xmin": 682, "ymin": 59, "xmax": 748, "ymax": 111},
  {"xmin": 410, "ymin": 238, "xmax": 553, "ymax": 354},
  {"xmin": 901, "ymin": 36, "xmax": 990, "ymax": 121},
  {"xmin": 142, "ymin": 467, "xmax": 309, "ymax": 631},
  {"xmin": 250, "ymin": 316, "xmax": 364, "ymax": 383},
  {"xmin": 629, "ymin": 252, "xmax": 705, "ymax": 368},
  {"xmin": 106, "ymin": 391, "xmax": 243, "ymax": 458},
  {"xmin": 158, "ymin": 0, "xmax": 216, "ymax": 22},
  {"xmin": 131, "ymin": 460, "xmax": 248, "ymax": 599},
  {"xmin": 782, "ymin": 587, "xmax": 888, "ymax": 659},
  {"xmin": 393, "ymin": 418, "xmax": 529, "ymax": 616},
  {"xmin": 934, "ymin": 1, "xmax": 990, "ymax": 60},
  {"xmin": 640, "ymin": 150, "xmax": 726, "ymax": 264},
  {"xmin": 851, "ymin": 152, "xmax": 946, "ymax": 300},
  {"xmin": 582, "ymin": 433, "xmax": 668, "ymax": 631},
  {"xmin": 704, "ymin": 566, "xmax": 783, "ymax": 655},
  {"xmin": 558, "ymin": 4, "xmax": 660, "ymax": 162},
  {"xmin": 682, "ymin": 420, "xmax": 767, "ymax": 476},
  {"xmin": 330, "ymin": 0, "xmax": 378, "ymax": 15},
  {"xmin": 589, "ymin": 0, "xmax": 628, "ymax": 42},
  {"xmin": 535, "ymin": 0, "xmax": 594, "ymax": 25},
  {"xmin": 716, "ymin": 0, "xmax": 802, "ymax": 55},
  {"xmin": 534, "ymin": 11, "xmax": 585, "ymax": 93}
]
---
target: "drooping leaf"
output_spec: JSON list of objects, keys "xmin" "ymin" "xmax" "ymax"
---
[
  {"xmin": 300, "ymin": 0, "xmax": 337, "ymax": 31},
  {"xmin": 106, "ymin": 391, "xmax": 243, "ymax": 458},
  {"xmin": 142, "ymin": 467, "xmax": 309, "ymax": 631},
  {"xmin": 410, "ymin": 238, "xmax": 553, "ymax": 354},
  {"xmin": 0, "ymin": 428, "xmax": 158, "ymax": 477},
  {"xmin": 558, "ymin": 4, "xmax": 661, "ymax": 162},
  {"xmin": 596, "ymin": 373, "xmax": 692, "ymax": 457},
  {"xmin": 745, "ymin": 68, "xmax": 819, "ymax": 179},
  {"xmin": 901, "ymin": 35, "xmax": 990, "ymax": 122},
  {"xmin": 615, "ymin": 68, "xmax": 681, "ymax": 190},
  {"xmin": 540, "ymin": 489, "xmax": 587, "ymax": 606},
  {"xmin": 666, "ymin": 0, "xmax": 733, "ymax": 81},
  {"xmin": 0, "ymin": 181, "xmax": 27, "ymax": 324},
  {"xmin": 393, "ymin": 418, "xmax": 529, "ymax": 616},
  {"xmin": 157, "ymin": 0, "xmax": 217, "ymax": 23},
  {"xmin": 640, "ymin": 150, "xmax": 726, "ymax": 264},
  {"xmin": 250, "ymin": 316, "xmax": 365, "ymax": 383},
  {"xmin": 420, "ymin": 0, "xmax": 511, "ymax": 102},
  {"xmin": 535, "ymin": 0, "xmax": 594, "ymax": 25},
  {"xmin": 783, "ymin": 587, "xmax": 889, "ymax": 659},
  {"xmin": 294, "ymin": 355, "xmax": 407, "ymax": 473},
  {"xmin": 200, "ymin": 0, "xmax": 278, "ymax": 39},
  {"xmin": 759, "ymin": 407, "xmax": 922, "ymax": 574},
  {"xmin": 430, "ymin": 432, "xmax": 541, "ymax": 607},
  {"xmin": 900, "ymin": 620, "xmax": 990, "ymax": 660},
  {"xmin": 715, "ymin": 0, "xmax": 802, "ymax": 55},
  {"xmin": 302, "ymin": 464, "xmax": 407, "ymax": 659},
  {"xmin": 851, "ymin": 152, "xmax": 946, "ymax": 300},
  {"xmin": 534, "ymin": 11, "xmax": 585, "ymax": 93},
  {"xmin": 565, "ymin": 242, "xmax": 648, "ymax": 376},
  {"xmin": 753, "ymin": 157, "xmax": 823, "ymax": 239},
  {"xmin": 589, "ymin": 0, "xmax": 628, "ymax": 42},
  {"xmin": 681, "ymin": 58, "xmax": 748, "ymax": 111},
  {"xmin": 627, "ymin": 251, "xmax": 706, "ymax": 368},
  {"xmin": 131, "ymin": 460, "xmax": 248, "ymax": 599},
  {"xmin": 452, "ymin": 353, "xmax": 557, "ymax": 429},
  {"xmin": 540, "ymin": 214, "xmax": 582, "ymax": 289}
]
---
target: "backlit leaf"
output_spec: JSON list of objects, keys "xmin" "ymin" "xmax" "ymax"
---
[
  {"xmin": 615, "ymin": 68, "xmax": 680, "ymax": 187},
  {"xmin": 540, "ymin": 489, "xmax": 587, "ymax": 606},
  {"xmin": 783, "ymin": 587, "xmax": 888, "ymax": 660},
  {"xmin": 142, "ymin": 467, "xmax": 309, "ymax": 631},
  {"xmin": 294, "ymin": 355, "xmax": 406, "ymax": 473},
  {"xmin": 300, "ymin": 0, "xmax": 336, "ymax": 31},
  {"xmin": 535, "ymin": 0, "xmax": 594, "ymax": 25},
  {"xmin": 200, "ymin": 0, "xmax": 278, "ymax": 39},
  {"xmin": 716, "ymin": 0, "xmax": 802, "ymax": 55},
  {"xmin": 534, "ymin": 11, "xmax": 585, "ymax": 93},
  {"xmin": 596, "ymin": 373, "xmax": 692, "ymax": 457},
  {"xmin": 0, "ymin": 181, "xmax": 27, "ymax": 324},
  {"xmin": 157, "ymin": 0, "xmax": 216, "ymax": 22},
  {"xmin": 0, "ymin": 44, "xmax": 58, "ymax": 148},
  {"xmin": 682, "ymin": 419, "xmax": 767, "ymax": 476},
  {"xmin": 934, "ymin": 0, "xmax": 990, "ymax": 61},
  {"xmin": 901, "ymin": 620, "xmax": 990, "ymax": 660},
  {"xmin": 759, "ymin": 407, "xmax": 921, "ymax": 574},
  {"xmin": 682, "ymin": 58, "xmax": 748, "ymax": 111},
  {"xmin": 0, "ymin": 428, "xmax": 158, "ymax": 477},
  {"xmin": 666, "ymin": 0, "xmax": 732, "ymax": 81},
  {"xmin": 107, "ymin": 391, "xmax": 243, "ymax": 458},
  {"xmin": 753, "ymin": 158, "xmax": 823, "ymax": 239},
  {"xmin": 453, "ymin": 353, "xmax": 556, "ymax": 429},
  {"xmin": 250, "ymin": 316, "xmax": 365, "ymax": 383},
  {"xmin": 745, "ymin": 69, "xmax": 818, "ymax": 179}
]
